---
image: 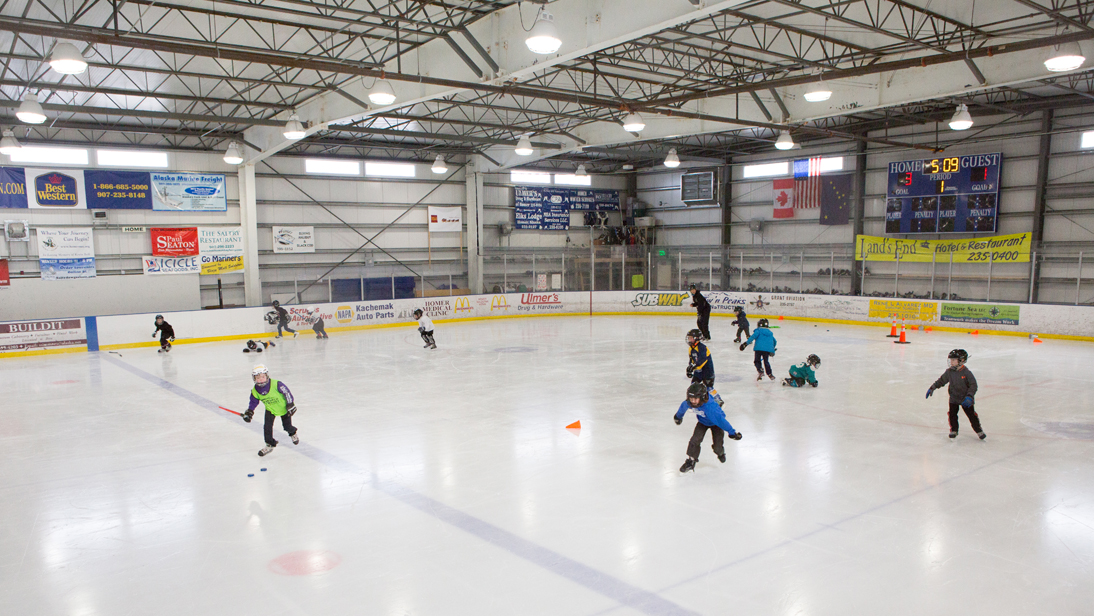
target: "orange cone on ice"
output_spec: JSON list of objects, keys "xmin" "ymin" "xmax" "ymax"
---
[
  {"xmin": 894, "ymin": 319, "xmax": 910, "ymax": 344},
  {"xmin": 566, "ymin": 420, "xmax": 581, "ymax": 430},
  {"xmin": 886, "ymin": 317, "xmax": 899, "ymax": 338}
]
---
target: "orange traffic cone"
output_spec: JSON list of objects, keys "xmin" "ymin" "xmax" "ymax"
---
[
  {"xmin": 565, "ymin": 420, "xmax": 581, "ymax": 435},
  {"xmin": 894, "ymin": 319, "xmax": 910, "ymax": 344},
  {"xmin": 886, "ymin": 317, "xmax": 899, "ymax": 338},
  {"xmin": 970, "ymin": 330, "xmax": 979, "ymax": 335}
]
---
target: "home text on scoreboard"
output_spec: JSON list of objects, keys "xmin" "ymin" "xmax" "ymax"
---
[{"xmin": 885, "ymin": 153, "xmax": 1002, "ymax": 235}]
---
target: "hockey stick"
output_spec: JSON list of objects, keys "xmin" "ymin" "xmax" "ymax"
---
[{"xmin": 218, "ymin": 406, "xmax": 242, "ymax": 416}]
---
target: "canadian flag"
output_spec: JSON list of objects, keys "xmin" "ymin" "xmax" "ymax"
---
[{"xmin": 773, "ymin": 178, "xmax": 794, "ymax": 218}]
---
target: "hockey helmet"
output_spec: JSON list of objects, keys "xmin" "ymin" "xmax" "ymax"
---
[
  {"xmin": 757, "ymin": 318, "xmax": 770, "ymax": 328},
  {"xmin": 246, "ymin": 340, "xmax": 259, "ymax": 350},
  {"xmin": 686, "ymin": 328, "xmax": 703, "ymax": 344},
  {"xmin": 686, "ymin": 382, "xmax": 709, "ymax": 406},
  {"xmin": 688, "ymin": 283, "xmax": 698, "ymax": 291},
  {"xmin": 413, "ymin": 308, "xmax": 424, "ymax": 318},
  {"xmin": 272, "ymin": 300, "xmax": 280, "ymax": 307},
  {"xmin": 948, "ymin": 349, "xmax": 969, "ymax": 364},
  {"xmin": 807, "ymin": 354, "xmax": 821, "ymax": 368},
  {"xmin": 154, "ymin": 314, "xmax": 164, "ymax": 321},
  {"xmin": 252, "ymin": 364, "xmax": 269, "ymax": 381},
  {"xmin": 733, "ymin": 305, "xmax": 743, "ymax": 314}
]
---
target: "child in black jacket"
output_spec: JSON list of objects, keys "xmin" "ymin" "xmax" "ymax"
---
[
  {"xmin": 152, "ymin": 315, "xmax": 174, "ymax": 353},
  {"xmin": 926, "ymin": 348, "xmax": 985, "ymax": 440}
]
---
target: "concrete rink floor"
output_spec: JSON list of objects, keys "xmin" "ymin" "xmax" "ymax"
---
[{"xmin": 2, "ymin": 315, "xmax": 1093, "ymax": 616}]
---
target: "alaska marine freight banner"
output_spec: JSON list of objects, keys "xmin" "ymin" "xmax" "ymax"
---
[
  {"xmin": 0, "ymin": 167, "xmax": 226, "ymax": 211},
  {"xmin": 855, "ymin": 232, "xmax": 1032, "ymax": 263}
]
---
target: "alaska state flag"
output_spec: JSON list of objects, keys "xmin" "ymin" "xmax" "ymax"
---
[{"xmin": 820, "ymin": 174, "xmax": 852, "ymax": 225}]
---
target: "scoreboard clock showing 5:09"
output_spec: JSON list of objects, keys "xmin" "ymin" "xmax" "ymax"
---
[{"xmin": 885, "ymin": 153, "xmax": 1001, "ymax": 234}]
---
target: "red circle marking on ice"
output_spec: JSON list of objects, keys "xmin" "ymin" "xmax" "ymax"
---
[
  {"xmin": 51, "ymin": 380, "xmax": 79, "ymax": 385},
  {"xmin": 268, "ymin": 550, "xmax": 342, "ymax": 576}
]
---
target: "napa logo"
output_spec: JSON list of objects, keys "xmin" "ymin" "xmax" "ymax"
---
[
  {"xmin": 185, "ymin": 186, "xmax": 218, "ymax": 196},
  {"xmin": 631, "ymin": 292, "xmax": 690, "ymax": 307},
  {"xmin": 490, "ymin": 295, "xmax": 510, "ymax": 310},
  {"xmin": 454, "ymin": 296, "xmax": 472, "ymax": 312},
  {"xmin": 34, "ymin": 173, "xmax": 79, "ymax": 207},
  {"xmin": 336, "ymin": 305, "xmax": 354, "ymax": 324}
]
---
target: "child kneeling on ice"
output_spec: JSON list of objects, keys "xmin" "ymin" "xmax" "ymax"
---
[
  {"xmin": 674, "ymin": 382, "xmax": 742, "ymax": 473},
  {"xmin": 783, "ymin": 354, "xmax": 821, "ymax": 387}
]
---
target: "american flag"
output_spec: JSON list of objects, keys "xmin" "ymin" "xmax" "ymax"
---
[{"xmin": 793, "ymin": 157, "xmax": 822, "ymax": 209}]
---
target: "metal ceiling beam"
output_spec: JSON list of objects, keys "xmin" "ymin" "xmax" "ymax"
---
[{"xmin": 0, "ymin": 78, "xmax": 291, "ymax": 110}]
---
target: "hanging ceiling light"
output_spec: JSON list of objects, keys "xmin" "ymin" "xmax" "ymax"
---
[
  {"xmin": 803, "ymin": 80, "xmax": 832, "ymax": 102},
  {"xmin": 525, "ymin": 8, "xmax": 562, "ymax": 54},
  {"xmin": 948, "ymin": 104, "xmax": 973, "ymax": 131},
  {"xmin": 774, "ymin": 130, "xmax": 795, "ymax": 150},
  {"xmin": 431, "ymin": 155, "xmax": 448, "ymax": 174},
  {"xmin": 622, "ymin": 112, "xmax": 645, "ymax": 132},
  {"xmin": 664, "ymin": 148, "xmax": 680, "ymax": 168},
  {"xmin": 1045, "ymin": 39, "xmax": 1086, "ymax": 72},
  {"xmin": 0, "ymin": 129, "xmax": 22, "ymax": 155},
  {"xmin": 283, "ymin": 113, "xmax": 306, "ymax": 140},
  {"xmin": 223, "ymin": 142, "xmax": 244, "ymax": 165},
  {"xmin": 575, "ymin": 164, "xmax": 588, "ymax": 176},
  {"xmin": 515, "ymin": 135, "xmax": 534, "ymax": 156},
  {"xmin": 16, "ymin": 93, "xmax": 46, "ymax": 124},
  {"xmin": 368, "ymin": 80, "xmax": 397, "ymax": 106},
  {"xmin": 49, "ymin": 42, "xmax": 88, "ymax": 75}
]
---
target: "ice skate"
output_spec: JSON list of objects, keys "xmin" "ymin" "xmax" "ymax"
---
[
  {"xmin": 733, "ymin": 337, "xmax": 741, "ymax": 343},
  {"xmin": 949, "ymin": 431, "xmax": 958, "ymax": 439},
  {"xmin": 430, "ymin": 343, "xmax": 437, "ymax": 349},
  {"xmin": 276, "ymin": 335, "xmax": 283, "ymax": 339},
  {"xmin": 717, "ymin": 452, "xmax": 726, "ymax": 463},
  {"xmin": 756, "ymin": 373, "xmax": 764, "ymax": 381},
  {"xmin": 290, "ymin": 433, "xmax": 299, "ymax": 445},
  {"xmin": 679, "ymin": 458, "xmax": 696, "ymax": 473},
  {"xmin": 158, "ymin": 348, "xmax": 164, "ymax": 353},
  {"xmin": 293, "ymin": 331, "xmax": 299, "ymax": 338},
  {"xmin": 258, "ymin": 444, "xmax": 275, "ymax": 456},
  {"xmin": 729, "ymin": 432, "xmax": 742, "ymax": 440},
  {"xmin": 768, "ymin": 374, "xmax": 775, "ymax": 381},
  {"xmin": 977, "ymin": 432, "xmax": 986, "ymax": 440},
  {"xmin": 782, "ymin": 378, "xmax": 790, "ymax": 387},
  {"xmin": 423, "ymin": 343, "xmax": 431, "ymax": 348}
]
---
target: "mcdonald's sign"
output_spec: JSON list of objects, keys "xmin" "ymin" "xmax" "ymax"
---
[
  {"xmin": 490, "ymin": 295, "xmax": 510, "ymax": 310},
  {"xmin": 454, "ymin": 296, "xmax": 472, "ymax": 313}
]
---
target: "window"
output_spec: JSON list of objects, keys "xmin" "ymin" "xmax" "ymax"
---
[
  {"xmin": 1082, "ymin": 131, "xmax": 1094, "ymax": 149},
  {"xmin": 554, "ymin": 174, "xmax": 591, "ymax": 186},
  {"xmin": 819, "ymin": 156, "xmax": 844, "ymax": 173},
  {"xmin": 511, "ymin": 170, "xmax": 552, "ymax": 184},
  {"xmin": 742, "ymin": 161, "xmax": 788, "ymax": 178},
  {"xmin": 9, "ymin": 146, "xmax": 89, "ymax": 165},
  {"xmin": 97, "ymin": 149, "xmax": 169, "ymax": 168},
  {"xmin": 305, "ymin": 158, "xmax": 360, "ymax": 175},
  {"xmin": 365, "ymin": 162, "xmax": 416, "ymax": 178}
]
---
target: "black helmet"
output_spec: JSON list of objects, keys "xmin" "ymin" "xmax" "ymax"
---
[
  {"xmin": 948, "ymin": 349, "xmax": 969, "ymax": 363},
  {"xmin": 807, "ymin": 354, "xmax": 821, "ymax": 367},
  {"xmin": 733, "ymin": 305, "xmax": 743, "ymax": 313},
  {"xmin": 757, "ymin": 318, "xmax": 770, "ymax": 328},
  {"xmin": 272, "ymin": 300, "xmax": 280, "ymax": 307},
  {"xmin": 413, "ymin": 308, "xmax": 423, "ymax": 318},
  {"xmin": 686, "ymin": 382, "xmax": 709, "ymax": 406},
  {"xmin": 688, "ymin": 283, "xmax": 698, "ymax": 291},
  {"xmin": 154, "ymin": 314, "xmax": 163, "ymax": 320},
  {"xmin": 686, "ymin": 328, "xmax": 703, "ymax": 343},
  {"xmin": 246, "ymin": 339, "xmax": 258, "ymax": 350}
]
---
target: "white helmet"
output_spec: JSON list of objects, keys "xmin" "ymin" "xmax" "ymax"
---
[{"xmin": 252, "ymin": 364, "xmax": 269, "ymax": 380}]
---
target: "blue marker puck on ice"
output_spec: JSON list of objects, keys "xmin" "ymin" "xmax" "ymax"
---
[
  {"xmin": 248, "ymin": 473, "xmax": 254, "ymax": 477},
  {"xmin": 260, "ymin": 468, "xmax": 267, "ymax": 472}
]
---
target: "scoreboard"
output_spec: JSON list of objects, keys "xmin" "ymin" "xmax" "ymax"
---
[{"xmin": 885, "ymin": 153, "xmax": 1002, "ymax": 234}]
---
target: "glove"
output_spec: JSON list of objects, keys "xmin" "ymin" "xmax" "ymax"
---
[
  {"xmin": 242, "ymin": 410, "xmax": 254, "ymax": 423},
  {"xmin": 287, "ymin": 404, "xmax": 297, "ymax": 417},
  {"xmin": 770, "ymin": 349, "xmax": 776, "ymax": 357},
  {"xmin": 810, "ymin": 382, "xmax": 818, "ymax": 388},
  {"xmin": 152, "ymin": 332, "xmax": 157, "ymax": 338},
  {"xmin": 925, "ymin": 388, "xmax": 934, "ymax": 399},
  {"xmin": 739, "ymin": 343, "xmax": 747, "ymax": 352},
  {"xmin": 961, "ymin": 396, "xmax": 973, "ymax": 409},
  {"xmin": 729, "ymin": 432, "xmax": 743, "ymax": 441},
  {"xmin": 686, "ymin": 368, "xmax": 694, "ymax": 378},
  {"xmin": 674, "ymin": 415, "xmax": 682, "ymax": 425}
]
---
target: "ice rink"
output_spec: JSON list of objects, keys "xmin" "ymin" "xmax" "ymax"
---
[{"xmin": 3, "ymin": 314, "xmax": 1094, "ymax": 616}]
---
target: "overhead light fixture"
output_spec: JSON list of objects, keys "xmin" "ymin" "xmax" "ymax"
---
[
  {"xmin": 1045, "ymin": 39, "xmax": 1086, "ymax": 72},
  {"xmin": 664, "ymin": 148, "xmax": 680, "ymax": 168},
  {"xmin": 948, "ymin": 104, "xmax": 973, "ymax": 131},
  {"xmin": 803, "ymin": 81, "xmax": 832, "ymax": 102},
  {"xmin": 49, "ymin": 42, "xmax": 88, "ymax": 75},
  {"xmin": 16, "ymin": 93, "xmax": 46, "ymax": 124},
  {"xmin": 525, "ymin": 8, "xmax": 562, "ymax": 55},
  {"xmin": 515, "ymin": 135, "xmax": 534, "ymax": 156},
  {"xmin": 575, "ymin": 164, "xmax": 588, "ymax": 176},
  {"xmin": 622, "ymin": 113, "xmax": 645, "ymax": 132},
  {"xmin": 283, "ymin": 113, "xmax": 306, "ymax": 140},
  {"xmin": 775, "ymin": 130, "xmax": 795, "ymax": 150},
  {"xmin": 0, "ymin": 129, "xmax": 22, "ymax": 155},
  {"xmin": 431, "ymin": 155, "xmax": 448, "ymax": 174},
  {"xmin": 368, "ymin": 80, "xmax": 397, "ymax": 106},
  {"xmin": 223, "ymin": 142, "xmax": 243, "ymax": 165},
  {"xmin": 622, "ymin": 164, "xmax": 635, "ymax": 171}
]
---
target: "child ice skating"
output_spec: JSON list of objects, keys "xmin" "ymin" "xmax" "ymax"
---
[
  {"xmin": 688, "ymin": 284, "xmax": 712, "ymax": 341},
  {"xmin": 242, "ymin": 339, "xmax": 275, "ymax": 353},
  {"xmin": 674, "ymin": 382, "xmax": 742, "ymax": 473},
  {"xmin": 740, "ymin": 318, "xmax": 777, "ymax": 381},
  {"xmin": 783, "ymin": 354, "xmax": 821, "ymax": 387},
  {"xmin": 926, "ymin": 349, "xmax": 985, "ymax": 440},
  {"xmin": 731, "ymin": 305, "xmax": 751, "ymax": 343},
  {"xmin": 414, "ymin": 309, "xmax": 436, "ymax": 349},
  {"xmin": 306, "ymin": 308, "xmax": 329, "ymax": 339},
  {"xmin": 242, "ymin": 364, "xmax": 300, "ymax": 456},
  {"xmin": 686, "ymin": 329, "xmax": 724, "ymax": 406},
  {"xmin": 271, "ymin": 300, "xmax": 298, "ymax": 338},
  {"xmin": 152, "ymin": 315, "xmax": 175, "ymax": 353}
]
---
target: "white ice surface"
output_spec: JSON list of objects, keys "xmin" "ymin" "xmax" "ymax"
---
[{"xmin": 2, "ymin": 316, "xmax": 1094, "ymax": 616}]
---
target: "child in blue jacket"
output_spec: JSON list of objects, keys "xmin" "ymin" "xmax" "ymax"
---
[
  {"xmin": 740, "ymin": 318, "xmax": 777, "ymax": 381},
  {"xmin": 674, "ymin": 382, "xmax": 742, "ymax": 473}
]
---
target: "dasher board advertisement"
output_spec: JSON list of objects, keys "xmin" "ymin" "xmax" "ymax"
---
[
  {"xmin": 151, "ymin": 173, "xmax": 227, "ymax": 211},
  {"xmin": 0, "ymin": 318, "xmax": 86, "ymax": 353}
]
